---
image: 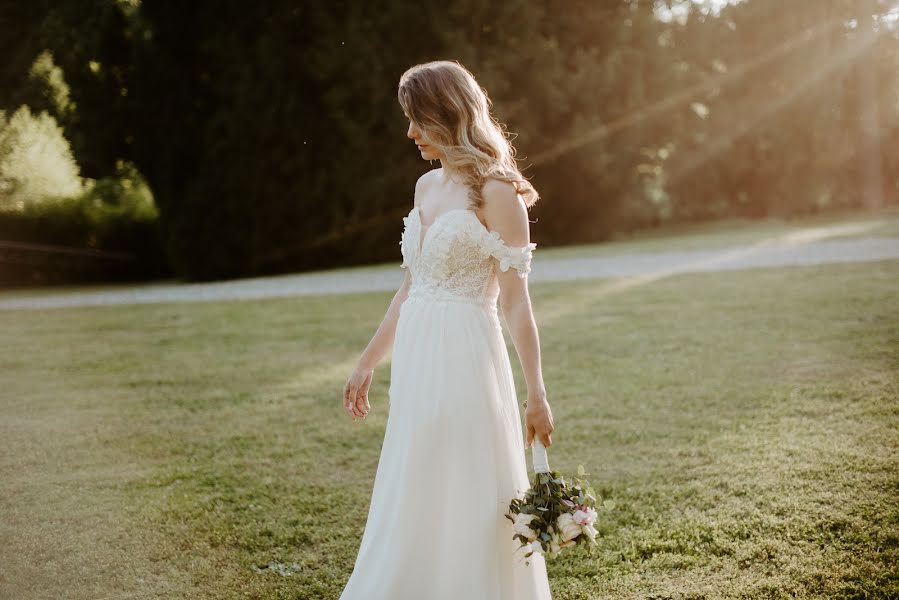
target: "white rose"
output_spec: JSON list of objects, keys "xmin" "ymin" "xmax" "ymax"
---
[
  {"xmin": 512, "ymin": 512, "xmax": 538, "ymax": 540},
  {"xmin": 548, "ymin": 531, "xmax": 562, "ymax": 556},
  {"xmin": 557, "ymin": 513, "xmax": 583, "ymax": 542}
]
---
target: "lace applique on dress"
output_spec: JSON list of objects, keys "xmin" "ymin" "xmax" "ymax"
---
[
  {"xmin": 399, "ymin": 230, "xmax": 408, "ymax": 269},
  {"xmin": 398, "ymin": 206, "xmax": 536, "ymax": 307},
  {"xmin": 478, "ymin": 228, "xmax": 537, "ymax": 278}
]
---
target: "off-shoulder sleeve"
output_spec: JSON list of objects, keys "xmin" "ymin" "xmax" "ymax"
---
[{"xmin": 481, "ymin": 229, "xmax": 537, "ymax": 278}]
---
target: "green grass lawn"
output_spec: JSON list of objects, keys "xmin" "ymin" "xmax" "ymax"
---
[
  {"xmin": 551, "ymin": 204, "xmax": 899, "ymax": 259},
  {"xmin": 1, "ymin": 258, "xmax": 897, "ymax": 599}
]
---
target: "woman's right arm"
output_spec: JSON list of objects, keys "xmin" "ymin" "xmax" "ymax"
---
[
  {"xmin": 344, "ymin": 174, "xmax": 430, "ymax": 420},
  {"xmin": 357, "ymin": 269, "xmax": 411, "ymax": 372},
  {"xmin": 343, "ymin": 268, "xmax": 412, "ymax": 420}
]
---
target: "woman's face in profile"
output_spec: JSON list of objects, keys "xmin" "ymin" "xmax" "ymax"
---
[{"xmin": 405, "ymin": 113, "xmax": 443, "ymax": 161}]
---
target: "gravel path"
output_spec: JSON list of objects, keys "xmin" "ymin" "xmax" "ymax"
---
[{"xmin": 1, "ymin": 235, "xmax": 897, "ymax": 310}]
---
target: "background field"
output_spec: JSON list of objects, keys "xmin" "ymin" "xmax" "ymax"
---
[{"xmin": 1, "ymin": 223, "xmax": 897, "ymax": 599}]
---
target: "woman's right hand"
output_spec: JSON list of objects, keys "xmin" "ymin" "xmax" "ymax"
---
[{"xmin": 343, "ymin": 366, "xmax": 373, "ymax": 421}]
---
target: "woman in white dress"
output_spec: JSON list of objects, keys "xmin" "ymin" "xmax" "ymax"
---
[{"xmin": 340, "ymin": 60, "xmax": 555, "ymax": 599}]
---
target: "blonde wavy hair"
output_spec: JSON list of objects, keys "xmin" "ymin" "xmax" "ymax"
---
[{"xmin": 397, "ymin": 60, "xmax": 539, "ymax": 210}]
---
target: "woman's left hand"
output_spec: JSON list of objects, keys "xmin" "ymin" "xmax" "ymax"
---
[{"xmin": 525, "ymin": 393, "xmax": 554, "ymax": 449}]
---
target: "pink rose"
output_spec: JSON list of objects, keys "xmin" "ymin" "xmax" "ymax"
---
[{"xmin": 573, "ymin": 507, "xmax": 597, "ymax": 526}]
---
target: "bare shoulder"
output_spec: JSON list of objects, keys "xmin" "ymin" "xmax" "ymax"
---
[
  {"xmin": 482, "ymin": 178, "xmax": 521, "ymax": 206},
  {"xmin": 412, "ymin": 168, "xmax": 442, "ymax": 208},
  {"xmin": 481, "ymin": 178, "xmax": 529, "ymax": 243},
  {"xmin": 481, "ymin": 179, "xmax": 528, "ymax": 223}
]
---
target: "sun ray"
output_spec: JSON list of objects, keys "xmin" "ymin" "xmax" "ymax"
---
[
  {"xmin": 529, "ymin": 19, "xmax": 843, "ymax": 166},
  {"xmin": 667, "ymin": 23, "xmax": 882, "ymax": 185}
]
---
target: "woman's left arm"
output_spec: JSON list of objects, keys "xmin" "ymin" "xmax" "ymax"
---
[{"xmin": 482, "ymin": 181, "xmax": 555, "ymax": 448}]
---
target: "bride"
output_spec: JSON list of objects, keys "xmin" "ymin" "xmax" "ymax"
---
[{"xmin": 340, "ymin": 60, "xmax": 555, "ymax": 599}]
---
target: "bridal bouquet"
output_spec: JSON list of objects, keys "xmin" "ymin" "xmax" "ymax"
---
[{"xmin": 505, "ymin": 438, "xmax": 614, "ymax": 564}]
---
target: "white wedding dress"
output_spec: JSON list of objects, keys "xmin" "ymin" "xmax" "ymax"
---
[{"xmin": 339, "ymin": 197, "xmax": 552, "ymax": 600}]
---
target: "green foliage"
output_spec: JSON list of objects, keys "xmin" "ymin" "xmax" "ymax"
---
[
  {"xmin": 76, "ymin": 160, "xmax": 159, "ymax": 222},
  {"xmin": 0, "ymin": 160, "xmax": 167, "ymax": 283},
  {"xmin": 0, "ymin": 105, "xmax": 84, "ymax": 210},
  {"xmin": 2, "ymin": 0, "xmax": 898, "ymax": 280},
  {"xmin": 27, "ymin": 50, "xmax": 74, "ymax": 117}
]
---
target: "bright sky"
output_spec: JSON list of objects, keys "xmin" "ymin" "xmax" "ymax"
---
[
  {"xmin": 655, "ymin": 0, "xmax": 744, "ymax": 23},
  {"xmin": 657, "ymin": 0, "xmax": 899, "ymax": 24}
]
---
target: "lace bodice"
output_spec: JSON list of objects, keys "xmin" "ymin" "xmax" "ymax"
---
[{"xmin": 399, "ymin": 206, "xmax": 536, "ymax": 307}]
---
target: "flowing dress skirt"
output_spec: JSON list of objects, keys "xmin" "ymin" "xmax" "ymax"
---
[{"xmin": 339, "ymin": 294, "xmax": 552, "ymax": 599}]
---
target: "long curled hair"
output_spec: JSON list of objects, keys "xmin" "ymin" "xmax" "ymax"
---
[{"xmin": 397, "ymin": 60, "xmax": 539, "ymax": 210}]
